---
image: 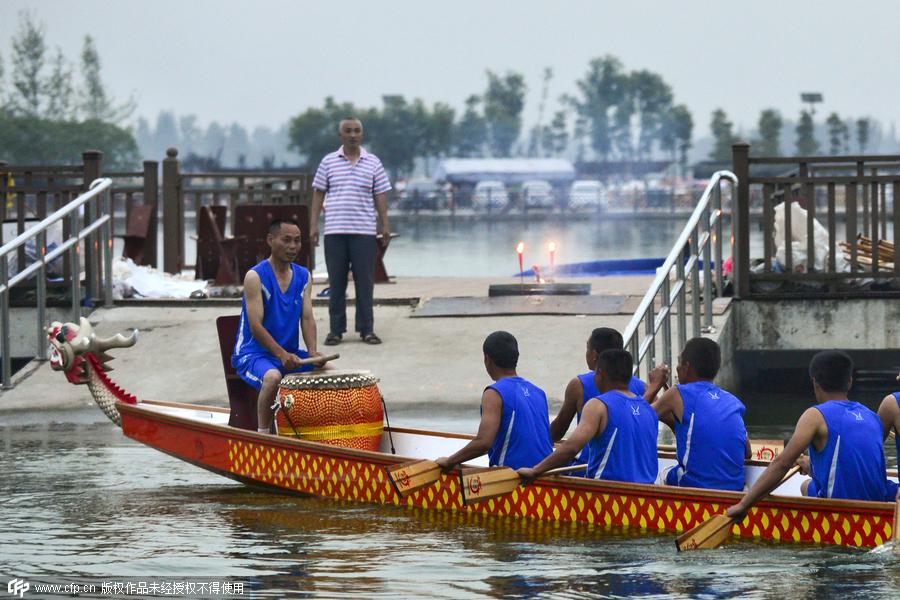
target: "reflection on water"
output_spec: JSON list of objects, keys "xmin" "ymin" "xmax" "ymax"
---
[{"xmin": 1, "ymin": 412, "xmax": 898, "ymax": 599}]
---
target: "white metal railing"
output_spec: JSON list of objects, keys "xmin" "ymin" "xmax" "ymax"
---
[
  {"xmin": 0, "ymin": 177, "xmax": 114, "ymax": 388},
  {"xmin": 623, "ymin": 171, "xmax": 737, "ymax": 378}
]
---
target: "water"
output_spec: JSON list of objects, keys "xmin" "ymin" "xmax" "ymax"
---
[{"xmin": 2, "ymin": 408, "xmax": 898, "ymax": 599}]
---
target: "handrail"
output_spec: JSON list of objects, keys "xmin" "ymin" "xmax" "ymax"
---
[
  {"xmin": 623, "ymin": 171, "xmax": 737, "ymax": 379},
  {"xmin": 0, "ymin": 177, "xmax": 114, "ymax": 389}
]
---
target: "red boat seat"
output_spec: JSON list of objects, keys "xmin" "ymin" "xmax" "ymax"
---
[{"xmin": 216, "ymin": 314, "xmax": 258, "ymax": 431}]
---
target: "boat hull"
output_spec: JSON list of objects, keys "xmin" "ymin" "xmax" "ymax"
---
[{"xmin": 119, "ymin": 403, "xmax": 894, "ymax": 549}]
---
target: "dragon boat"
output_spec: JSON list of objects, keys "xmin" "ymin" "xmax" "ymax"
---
[{"xmin": 48, "ymin": 318, "xmax": 897, "ymax": 549}]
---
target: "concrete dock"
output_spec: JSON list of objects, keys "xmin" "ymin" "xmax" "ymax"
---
[{"xmin": 0, "ymin": 274, "xmax": 730, "ymax": 417}]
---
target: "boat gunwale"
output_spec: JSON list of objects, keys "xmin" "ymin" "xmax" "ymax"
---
[{"xmin": 118, "ymin": 400, "xmax": 895, "ymax": 517}]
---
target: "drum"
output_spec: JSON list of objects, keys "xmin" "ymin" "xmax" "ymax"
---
[{"xmin": 275, "ymin": 370, "xmax": 384, "ymax": 451}]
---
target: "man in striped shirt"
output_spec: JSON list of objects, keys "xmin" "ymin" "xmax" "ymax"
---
[{"xmin": 310, "ymin": 117, "xmax": 392, "ymax": 345}]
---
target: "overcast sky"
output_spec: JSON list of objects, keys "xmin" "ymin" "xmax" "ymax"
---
[{"xmin": 2, "ymin": 0, "xmax": 899, "ymax": 136}]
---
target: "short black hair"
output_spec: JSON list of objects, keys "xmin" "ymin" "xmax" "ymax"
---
[
  {"xmin": 483, "ymin": 331, "xmax": 518, "ymax": 369},
  {"xmin": 680, "ymin": 337, "xmax": 721, "ymax": 379},
  {"xmin": 589, "ymin": 327, "xmax": 624, "ymax": 354},
  {"xmin": 595, "ymin": 349, "xmax": 633, "ymax": 385},
  {"xmin": 809, "ymin": 350, "xmax": 853, "ymax": 393},
  {"xmin": 268, "ymin": 218, "xmax": 301, "ymax": 235}
]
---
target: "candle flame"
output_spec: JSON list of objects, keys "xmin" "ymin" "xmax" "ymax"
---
[
  {"xmin": 516, "ymin": 242, "xmax": 525, "ymax": 254},
  {"xmin": 548, "ymin": 241, "xmax": 557, "ymax": 253}
]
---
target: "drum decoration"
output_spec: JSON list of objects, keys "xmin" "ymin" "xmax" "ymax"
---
[{"xmin": 276, "ymin": 371, "xmax": 384, "ymax": 451}]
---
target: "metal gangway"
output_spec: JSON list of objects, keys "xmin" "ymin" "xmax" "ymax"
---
[
  {"xmin": 622, "ymin": 171, "xmax": 737, "ymax": 378},
  {"xmin": 0, "ymin": 178, "xmax": 114, "ymax": 388}
]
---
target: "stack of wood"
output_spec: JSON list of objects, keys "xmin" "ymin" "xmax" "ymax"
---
[{"xmin": 839, "ymin": 235, "xmax": 895, "ymax": 271}]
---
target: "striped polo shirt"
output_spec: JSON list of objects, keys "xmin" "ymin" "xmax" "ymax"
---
[{"xmin": 312, "ymin": 146, "xmax": 392, "ymax": 235}]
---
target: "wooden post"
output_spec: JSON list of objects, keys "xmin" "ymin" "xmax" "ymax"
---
[
  {"xmin": 731, "ymin": 143, "xmax": 751, "ymax": 299},
  {"xmin": 82, "ymin": 150, "xmax": 103, "ymax": 303},
  {"xmin": 162, "ymin": 148, "xmax": 183, "ymax": 274},
  {"xmin": 142, "ymin": 160, "xmax": 159, "ymax": 268}
]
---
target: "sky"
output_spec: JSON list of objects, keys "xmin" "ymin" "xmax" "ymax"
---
[{"xmin": 2, "ymin": 0, "xmax": 899, "ymax": 137}]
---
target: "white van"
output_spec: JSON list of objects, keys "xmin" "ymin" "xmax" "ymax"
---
[
  {"xmin": 521, "ymin": 180, "xmax": 555, "ymax": 209},
  {"xmin": 472, "ymin": 180, "xmax": 509, "ymax": 211},
  {"xmin": 568, "ymin": 180, "xmax": 608, "ymax": 211}
]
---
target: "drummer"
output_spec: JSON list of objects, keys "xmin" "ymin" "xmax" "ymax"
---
[
  {"xmin": 435, "ymin": 331, "xmax": 553, "ymax": 471},
  {"xmin": 726, "ymin": 351, "xmax": 897, "ymax": 522},
  {"xmin": 232, "ymin": 219, "xmax": 327, "ymax": 434}
]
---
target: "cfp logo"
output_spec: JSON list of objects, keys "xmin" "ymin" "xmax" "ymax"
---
[
  {"xmin": 7, "ymin": 579, "xmax": 29, "ymax": 598},
  {"xmin": 467, "ymin": 475, "xmax": 483, "ymax": 495}
]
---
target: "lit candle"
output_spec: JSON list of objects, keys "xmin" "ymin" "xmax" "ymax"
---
[
  {"xmin": 548, "ymin": 241, "xmax": 557, "ymax": 282},
  {"xmin": 516, "ymin": 241, "xmax": 525, "ymax": 285}
]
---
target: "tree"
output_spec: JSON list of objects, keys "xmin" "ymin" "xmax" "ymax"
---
[
  {"xmin": 80, "ymin": 35, "xmax": 134, "ymax": 123},
  {"xmin": 541, "ymin": 110, "xmax": 568, "ymax": 157},
  {"xmin": 570, "ymin": 55, "xmax": 628, "ymax": 161},
  {"xmin": 856, "ymin": 118, "xmax": 871, "ymax": 153},
  {"xmin": 660, "ymin": 104, "xmax": 692, "ymax": 175},
  {"xmin": 630, "ymin": 69, "xmax": 673, "ymax": 160},
  {"xmin": 825, "ymin": 112, "xmax": 847, "ymax": 155},
  {"xmin": 451, "ymin": 95, "xmax": 487, "ymax": 157},
  {"xmin": 287, "ymin": 96, "xmax": 359, "ymax": 167},
  {"xmin": 795, "ymin": 110, "xmax": 819, "ymax": 155},
  {"xmin": 482, "ymin": 70, "xmax": 526, "ymax": 157},
  {"xmin": 709, "ymin": 109, "xmax": 735, "ymax": 161},
  {"xmin": 0, "ymin": 113, "xmax": 137, "ymax": 167},
  {"xmin": 755, "ymin": 109, "xmax": 782, "ymax": 156},
  {"xmin": 9, "ymin": 12, "xmax": 47, "ymax": 117},
  {"xmin": 45, "ymin": 47, "xmax": 74, "ymax": 120}
]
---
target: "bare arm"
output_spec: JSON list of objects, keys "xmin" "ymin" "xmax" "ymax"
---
[
  {"xmin": 745, "ymin": 437, "xmax": 752, "ymax": 460},
  {"xmin": 651, "ymin": 385, "xmax": 683, "ymax": 432},
  {"xmin": 644, "ymin": 363, "xmax": 670, "ymax": 402},
  {"xmin": 549, "ymin": 377, "xmax": 582, "ymax": 443},
  {"xmin": 877, "ymin": 393, "xmax": 900, "ymax": 439},
  {"xmin": 244, "ymin": 270, "xmax": 301, "ymax": 369},
  {"xmin": 374, "ymin": 192, "xmax": 391, "ymax": 247},
  {"xmin": 300, "ymin": 279, "xmax": 320, "ymax": 358},
  {"xmin": 310, "ymin": 188, "xmax": 325, "ymax": 246},
  {"xmin": 519, "ymin": 399, "xmax": 607, "ymax": 480},
  {"xmin": 726, "ymin": 407, "xmax": 824, "ymax": 520},
  {"xmin": 436, "ymin": 389, "xmax": 502, "ymax": 471}
]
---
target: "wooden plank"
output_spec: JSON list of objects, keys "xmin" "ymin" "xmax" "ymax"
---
[
  {"xmin": 385, "ymin": 459, "xmax": 441, "ymax": 498},
  {"xmin": 459, "ymin": 464, "xmax": 587, "ymax": 506},
  {"xmin": 676, "ymin": 514, "xmax": 734, "ymax": 551},
  {"xmin": 827, "ymin": 183, "xmax": 837, "ymax": 276},
  {"xmin": 847, "ymin": 183, "xmax": 858, "ymax": 271},
  {"xmin": 871, "ymin": 181, "xmax": 880, "ymax": 273}
]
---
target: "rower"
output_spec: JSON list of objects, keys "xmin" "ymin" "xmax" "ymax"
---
[
  {"xmin": 727, "ymin": 351, "xmax": 896, "ymax": 522},
  {"xmin": 435, "ymin": 331, "xmax": 553, "ymax": 471},
  {"xmin": 550, "ymin": 327, "xmax": 662, "ymax": 447},
  {"xmin": 518, "ymin": 349, "xmax": 658, "ymax": 484},
  {"xmin": 876, "ymin": 387, "xmax": 900, "ymax": 497},
  {"xmin": 652, "ymin": 338, "xmax": 749, "ymax": 491}
]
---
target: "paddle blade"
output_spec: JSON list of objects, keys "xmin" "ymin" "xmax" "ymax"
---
[
  {"xmin": 385, "ymin": 459, "xmax": 441, "ymax": 499},
  {"xmin": 676, "ymin": 514, "xmax": 735, "ymax": 552},
  {"xmin": 893, "ymin": 491, "xmax": 900, "ymax": 555},
  {"xmin": 459, "ymin": 466, "xmax": 519, "ymax": 506}
]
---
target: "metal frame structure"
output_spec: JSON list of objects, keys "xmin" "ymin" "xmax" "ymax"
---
[
  {"xmin": 0, "ymin": 178, "xmax": 114, "ymax": 388},
  {"xmin": 622, "ymin": 171, "xmax": 736, "ymax": 378}
]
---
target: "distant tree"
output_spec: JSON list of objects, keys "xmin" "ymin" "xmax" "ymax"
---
[
  {"xmin": 842, "ymin": 118, "xmax": 852, "ymax": 153},
  {"xmin": 44, "ymin": 47, "xmax": 74, "ymax": 120},
  {"xmin": 570, "ymin": 55, "xmax": 628, "ymax": 161},
  {"xmin": 825, "ymin": 113, "xmax": 848, "ymax": 155},
  {"xmin": 9, "ymin": 12, "xmax": 47, "ymax": 117},
  {"xmin": 659, "ymin": 104, "xmax": 692, "ymax": 174},
  {"xmin": 541, "ymin": 110, "xmax": 568, "ymax": 156},
  {"xmin": 754, "ymin": 109, "xmax": 782, "ymax": 156},
  {"xmin": 630, "ymin": 69, "xmax": 673, "ymax": 160},
  {"xmin": 422, "ymin": 101, "xmax": 455, "ymax": 172},
  {"xmin": 709, "ymin": 109, "xmax": 735, "ymax": 161},
  {"xmin": 0, "ymin": 114, "xmax": 137, "ymax": 167},
  {"xmin": 153, "ymin": 111, "xmax": 179, "ymax": 154},
  {"xmin": 795, "ymin": 110, "xmax": 819, "ymax": 155},
  {"xmin": 224, "ymin": 122, "xmax": 250, "ymax": 167},
  {"xmin": 287, "ymin": 96, "xmax": 359, "ymax": 167},
  {"xmin": 482, "ymin": 70, "xmax": 526, "ymax": 157},
  {"xmin": 856, "ymin": 118, "xmax": 871, "ymax": 153},
  {"xmin": 451, "ymin": 95, "xmax": 487, "ymax": 157},
  {"xmin": 79, "ymin": 35, "xmax": 133, "ymax": 123},
  {"xmin": 203, "ymin": 120, "xmax": 227, "ymax": 163}
]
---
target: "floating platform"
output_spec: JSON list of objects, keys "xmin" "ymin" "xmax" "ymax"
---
[{"xmin": 488, "ymin": 283, "xmax": 591, "ymax": 296}]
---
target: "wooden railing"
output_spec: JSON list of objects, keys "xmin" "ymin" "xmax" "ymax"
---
[{"xmin": 731, "ymin": 143, "xmax": 899, "ymax": 298}]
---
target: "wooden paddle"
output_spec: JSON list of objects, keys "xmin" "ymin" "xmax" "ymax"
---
[
  {"xmin": 893, "ymin": 490, "xmax": 900, "ymax": 556},
  {"xmin": 297, "ymin": 353, "xmax": 339, "ymax": 366},
  {"xmin": 676, "ymin": 465, "xmax": 801, "ymax": 552},
  {"xmin": 459, "ymin": 464, "xmax": 587, "ymax": 506},
  {"xmin": 385, "ymin": 459, "xmax": 442, "ymax": 499}
]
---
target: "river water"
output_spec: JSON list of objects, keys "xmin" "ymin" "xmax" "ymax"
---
[{"xmin": 1, "ymin": 405, "xmax": 898, "ymax": 600}]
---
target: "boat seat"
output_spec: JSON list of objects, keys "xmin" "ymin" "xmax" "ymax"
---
[
  {"xmin": 216, "ymin": 314, "xmax": 258, "ymax": 431},
  {"xmin": 117, "ymin": 203, "xmax": 155, "ymax": 265}
]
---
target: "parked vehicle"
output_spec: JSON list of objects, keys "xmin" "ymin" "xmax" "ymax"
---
[
  {"xmin": 521, "ymin": 179, "xmax": 555, "ymax": 209},
  {"xmin": 398, "ymin": 179, "xmax": 446, "ymax": 210},
  {"xmin": 472, "ymin": 180, "xmax": 509, "ymax": 211},
  {"xmin": 568, "ymin": 180, "xmax": 608, "ymax": 211}
]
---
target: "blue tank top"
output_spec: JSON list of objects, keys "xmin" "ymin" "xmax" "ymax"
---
[
  {"xmin": 672, "ymin": 381, "xmax": 747, "ymax": 491},
  {"xmin": 893, "ymin": 392, "xmax": 900, "ymax": 462},
  {"xmin": 585, "ymin": 390, "xmax": 658, "ymax": 483},
  {"xmin": 809, "ymin": 400, "xmax": 891, "ymax": 501},
  {"xmin": 576, "ymin": 373, "xmax": 647, "ymax": 466},
  {"xmin": 232, "ymin": 260, "xmax": 310, "ymax": 368},
  {"xmin": 486, "ymin": 376, "xmax": 553, "ymax": 469}
]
